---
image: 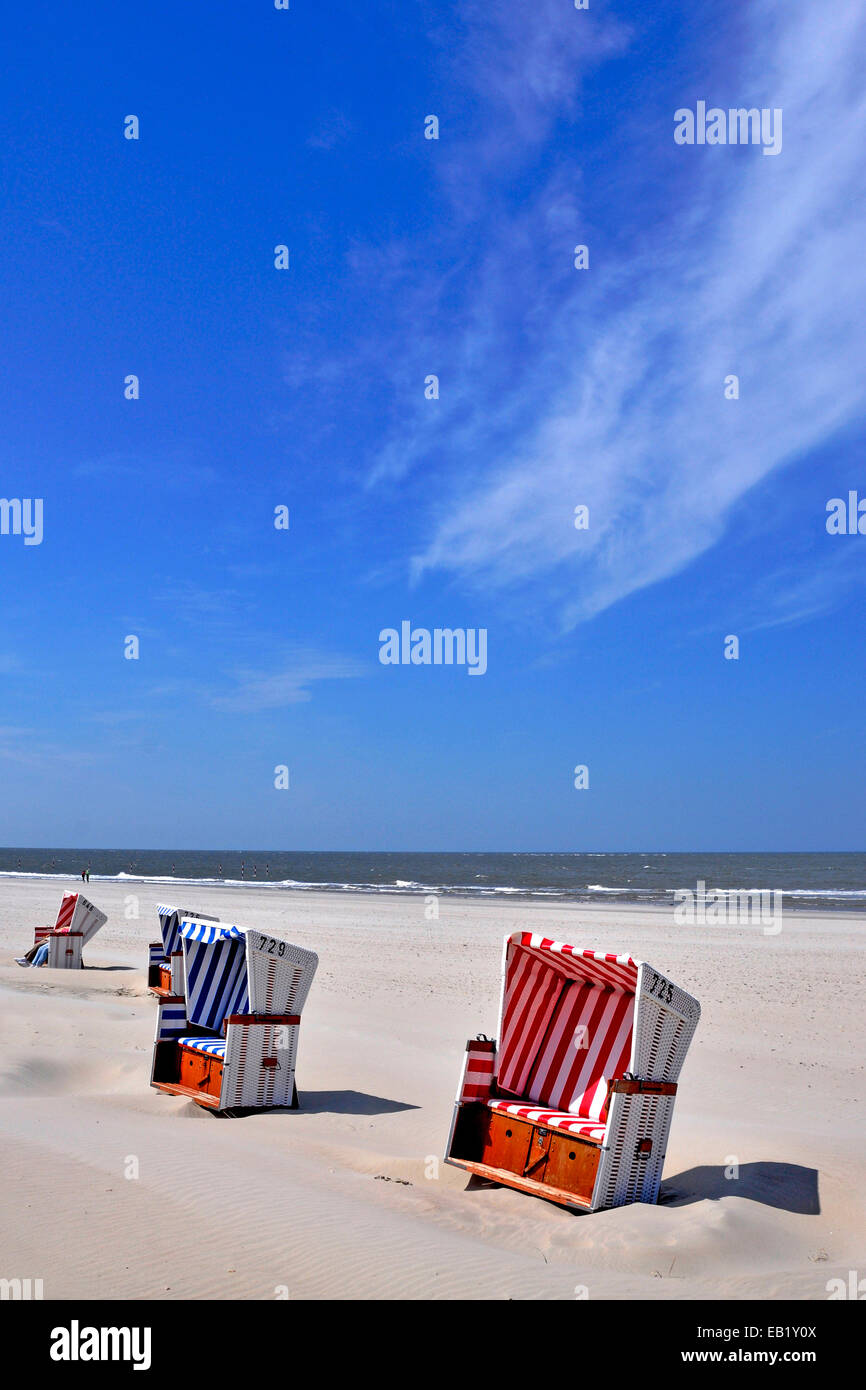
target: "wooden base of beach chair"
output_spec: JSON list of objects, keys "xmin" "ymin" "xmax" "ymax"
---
[
  {"xmin": 446, "ymin": 1102, "xmax": 602, "ymax": 1211},
  {"xmin": 148, "ymin": 964, "xmax": 174, "ymax": 998},
  {"xmin": 151, "ymin": 1033, "xmax": 302, "ymax": 1115},
  {"xmin": 151, "ymin": 1080, "xmax": 223, "ymax": 1109},
  {"xmin": 151, "ymin": 1038, "xmax": 224, "ymax": 1108},
  {"xmin": 179, "ymin": 1042, "xmax": 224, "ymax": 1102},
  {"xmin": 451, "ymin": 1159, "xmax": 595, "ymax": 1211},
  {"xmin": 147, "ymin": 943, "xmax": 166, "ymax": 993},
  {"xmin": 148, "ymin": 946, "xmax": 184, "ymax": 999}
]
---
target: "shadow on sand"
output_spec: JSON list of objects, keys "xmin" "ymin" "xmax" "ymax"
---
[
  {"xmin": 462, "ymin": 1161, "xmax": 820, "ymax": 1217},
  {"xmin": 206, "ymin": 1090, "xmax": 419, "ymax": 1120},
  {"xmin": 660, "ymin": 1162, "xmax": 820, "ymax": 1215},
  {"xmin": 296, "ymin": 1090, "xmax": 419, "ymax": 1116}
]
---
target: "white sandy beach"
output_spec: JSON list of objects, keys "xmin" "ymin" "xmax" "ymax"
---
[{"xmin": 0, "ymin": 878, "xmax": 863, "ymax": 1301}]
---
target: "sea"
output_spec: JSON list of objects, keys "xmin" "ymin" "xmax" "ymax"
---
[{"xmin": 0, "ymin": 849, "xmax": 863, "ymax": 913}]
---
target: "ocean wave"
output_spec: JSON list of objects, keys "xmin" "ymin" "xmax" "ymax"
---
[
  {"xmin": 663, "ymin": 885, "xmax": 866, "ymax": 900},
  {"xmin": 0, "ymin": 869, "xmax": 863, "ymax": 904},
  {"xmin": 782, "ymin": 888, "xmax": 866, "ymax": 898}
]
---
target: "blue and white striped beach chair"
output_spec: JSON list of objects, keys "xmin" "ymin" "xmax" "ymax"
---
[
  {"xmin": 148, "ymin": 904, "xmax": 219, "ymax": 998},
  {"xmin": 151, "ymin": 918, "xmax": 319, "ymax": 1113}
]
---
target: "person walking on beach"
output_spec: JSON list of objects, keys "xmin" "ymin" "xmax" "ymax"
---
[{"xmin": 81, "ymin": 868, "xmax": 86, "ymax": 882}]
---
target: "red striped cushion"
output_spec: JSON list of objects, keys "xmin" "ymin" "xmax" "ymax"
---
[
  {"xmin": 526, "ymin": 980, "xmax": 634, "ymax": 1121},
  {"xmin": 488, "ymin": 1099, "xmax": 606, "ymax": 1144},
  {"xmin": 496, "ymin": 940, "xmax": 636, "ymax": 1124},
  {"xmin": 461, "ymin": 1045, "xmax": 495, "ymax": 1102},
  {"xmin": 497, "ymin": 952, "xmax": 562, "ymax": 1096}
]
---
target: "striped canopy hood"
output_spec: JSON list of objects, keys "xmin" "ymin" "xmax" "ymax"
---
[
  {"xmin": 179, "ymin": 919, "xmax": 249, "ymax": 1029},
  {"xmin": 496, "ymin": 932, "xmax": 640, "ymax": 1125},
  {"xmin": 157, "ymin": 904, "xmax": 218, "ymax": 956}
]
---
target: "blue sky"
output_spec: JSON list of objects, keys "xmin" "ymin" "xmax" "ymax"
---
[{"xmin": 0, "ymin": 0, "xmax": 864, "ymax": 851}]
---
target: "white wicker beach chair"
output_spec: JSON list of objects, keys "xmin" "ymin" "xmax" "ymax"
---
[
  {"xmin": 151, "ymin": 919, "xmax": 318, "ymax": 1113},
  {"xmin": 445, "ymin": 931, "xmax": 700, "ymax": 1212},
  {"xmin": 30, "ymin": 892, "xmax": 107, "ymax": 969},
  {"xmin": 148, "ymin": 904, "xmax": 219, "ymax": 998}
]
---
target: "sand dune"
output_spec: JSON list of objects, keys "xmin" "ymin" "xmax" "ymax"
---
[{"xmin": 0, "ymin": 879, "xmax": 863, "ymax": 1299}]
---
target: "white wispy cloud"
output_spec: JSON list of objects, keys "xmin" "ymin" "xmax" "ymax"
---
[
  {"xmin": 374, "ymin": 1, "xmax": 866, "ymax": 627},
  {"xmin": 438, "ymin": 0, "xmax": 630, "ymax": 194},
  {"xmin": 210, "ymin": 650, "xmax": 366, "ymax": 712}
]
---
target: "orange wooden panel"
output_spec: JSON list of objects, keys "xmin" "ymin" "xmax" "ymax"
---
[
  {"xmin": 610, "ymin": 1078, "xmax": 677, "ymax": 1097},
  {"xmin": 542, "ymin": 1129, "xmax": 601, "ymax": 1198},
  {"xmin": 522, "ymin": 1125, "xmax": 553, "ymax": 1180},
  {"xmin": 478, "ymin": 1108, "xmax": 532, "ymax": 1174},
  {"xmin": 178, "ymin": 1046, "xmax": 223, "ymax": 1100},
  {"xmin": 452, "ymin": 1104, "xmax": 601, "ymax": 1206}
]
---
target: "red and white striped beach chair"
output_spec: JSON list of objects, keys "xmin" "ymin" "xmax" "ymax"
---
[
  {"xmin": 445, "ymin": 931, "xmax": 700, "ymax": 1212},
  {"xmin": 147, "ymin": 904, "xmax": 219, "ymax": 998},
  {"xmin": 151, "ymin": 918, "xmax": 318, "ymax": 1113},
  {"xmin": 30, "ymin": 892, "xmax": 108, "ymax": 969}
]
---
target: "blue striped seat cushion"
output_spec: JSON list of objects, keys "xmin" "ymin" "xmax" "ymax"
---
[{"xmin": 178, "ymin": 1036, "xmax": 225, "ymax": 1058}]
